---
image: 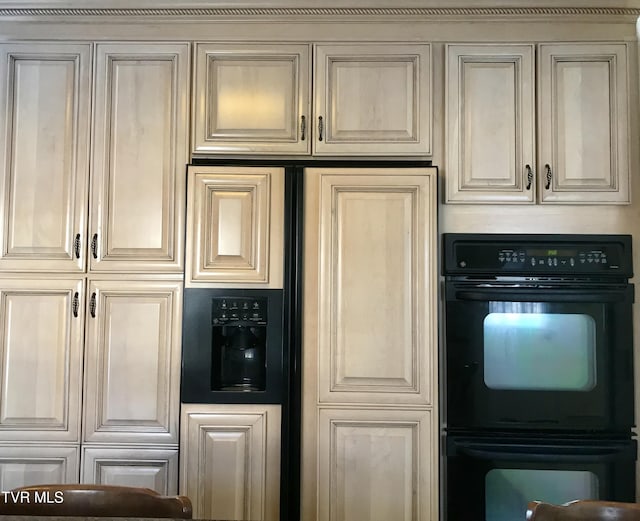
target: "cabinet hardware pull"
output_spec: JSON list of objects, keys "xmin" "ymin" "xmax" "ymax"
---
[
  {"xmin": 90, "ymin": 292, "xmax": 96, "ymax": 318},
  {"xmin": 318, "ymin": 116, "xmax": 324, "ymax": 141},
  {"xmin": 91, "ymin": 233, "xmax": 98, "ymax": 259},
  {"xmin": 545, "ymin": 164, "xmax": 552, "ymax": 190},
  {"xmin": 74, "ymin": 234, "xmax": 81, "ymax": 259},
  {"xmin": 72, "ymin": 292, "xmax": 79, "ymax": 318},
  {"xmin": 300, "ymin": 115, "xmax": 306, "ymax": 141},
  {"xmin": 525, "ymin": 165, "xmax": 533, "ymax": 190}
]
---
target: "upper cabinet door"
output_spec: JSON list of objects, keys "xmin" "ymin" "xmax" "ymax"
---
[
  {"xmin": 313, "ymin": 44, "xmax": 431, "ymax": 156},
  {"xmin": 538, "ymin": 42, "xmax": 630, "ymax": 204},
  {"xmin": 192, "ymin": 43, "xmax": 311, "ymax": 155},
  {"xmin": 446, "ymin": 44, "xmax": 535, "ymax": 203},
  {"xmin": 90, "ymin": 43, "xmax": 189, "ymax": 272},
  {"xmin": 0, "ymin": 43, "xmax": 91, "ymax": 272}
]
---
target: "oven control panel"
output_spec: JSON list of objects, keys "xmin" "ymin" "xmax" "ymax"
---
[{"xmin": 443, "ymin": 234, "xmax": 633, "ymax": 277}]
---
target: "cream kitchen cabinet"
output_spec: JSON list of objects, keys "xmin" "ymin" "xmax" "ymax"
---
[
  {"xmin": 0, "ymin": 41, "xmax": 189, "ymax": 273},
  {"xmin": 82, "ymin": 279, "xmax": 182, "ymax": 445},
  {"xmin": 0, "ymin": 278, "xmax": 85, "ymax": 443},
  {"xmin": 193, "ymin": 43, "xmax": 311, "ymax": 155},
  {"xmin": 302, "ymin": 167, "xmax": 438, "ymax": 521},
  {"xmin": 0, "ymin": 445, "xmax": 80, "ymax": 488},
  {"xmin": 81, "ymin": 446, "xmax": 179, "ymax": 494},
  {"xmin": 192, "ymin": 43, "xmax": 431, "ymax": 156},
  {"xmin": 446, "ymin": 42, "xmax": 630, "ymax": 204},
  {"xmin": 180, "ymin": 404, "xmax": 281, "ymax": 521},
  {"xmin": 185, "ymin": 166, "xmax": 284, "ymax": 288}
]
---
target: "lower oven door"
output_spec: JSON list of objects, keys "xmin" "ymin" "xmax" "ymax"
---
[
  {"xmin": 445, "ymin": 435, "xmax": 637, "ymax": 521},
  {"xmin": 445, "ymin": 282, "xmax": 634, "ymax": 432}
]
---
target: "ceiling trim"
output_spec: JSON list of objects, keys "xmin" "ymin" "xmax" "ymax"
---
[{"xmin": 0, "ymin": 7, "xmax": 639, "ymax": 17}]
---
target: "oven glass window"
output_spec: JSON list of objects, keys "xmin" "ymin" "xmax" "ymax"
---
[
  {"xmin": 484, "ymin": 305, "xmax": 596, "ymax": 391},
  {"xmin": 486, "ymin": 468, "xmax": 599, "ymax": 521}
]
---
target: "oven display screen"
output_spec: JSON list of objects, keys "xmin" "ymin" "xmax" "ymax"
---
[{"xmin": 525, "ymin": 248, "xmax": 577, "ymax": 257}]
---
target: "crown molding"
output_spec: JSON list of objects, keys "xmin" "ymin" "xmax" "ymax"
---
[{"xmin": 0, "ymin": 6, "xmax": 639, "ymax": 17}]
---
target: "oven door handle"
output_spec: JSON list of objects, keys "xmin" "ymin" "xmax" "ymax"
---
[
  {"xmin": 452, "ymin": 288, "xmax": 629, "ymax": 303},
  {"xmin": 455, "ymin": 443, "xmax": 630, "ymax": 462}
]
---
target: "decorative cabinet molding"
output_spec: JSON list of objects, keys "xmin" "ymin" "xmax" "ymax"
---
[
  {"xmin": 180, "ymin": 404, "xmax": 281, "ymax": 521},
  {"xmin": 90, "ymin": 42, "xmax": 189, "ymax": 272},
  {"xmin": 446, "ymin": 44, "xmax": 535, "ymax": 203},
  {"xmin": 81, "ymin": 446, "xmax": 179, "ymax": 494},
  {"xmin": 317, "ymin": 408, "xmax": 435, "ymax": 521},
  {"xmin": 193, "ymin": 43, "xmax": 311, "ymax": 155},
  {"xmin": 537, "ymin": 42, "xmax": 629, "ymax": 204},
  {"xmin": 193, "ymin": 43, "xmax": 432, "ymax": 156},
  {"xmin": 446, "ymin": 41, "xmax": 630, "ymax": 204},
  {"xmin": 185, "ymin": 166, "xmax": 284, "ymax": 288},
  {"xmin": 302, "ymin": 167, "xmax": 438, "ymax": 521},
  {"xmin": 314, "ymin": 44, "xmax": 432, "ymax": 156},
  {"xmin": 0, "ymin": 445, "xmax": 80, "ymax": 488},
  {"xmin": 0, "ymin": 43, "xmax": 91, "ymax": 272},
  {"xmin": 0, "ymin": 278, "xmax": 85, "ymax": 442},
  {"xmin": 82, "ymin": 279, "xmax": 182, "ymax": 444}
]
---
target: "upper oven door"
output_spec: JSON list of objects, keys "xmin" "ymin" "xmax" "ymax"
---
[{"xmin": 444, "ymin": 281, "xmax": 634, "ymax": 433}]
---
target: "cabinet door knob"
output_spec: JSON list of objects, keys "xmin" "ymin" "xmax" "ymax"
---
[
  {"xmin": 318, "ymin": 116, "xmax": 324, "ymax": 142},
  {"xmin": 90, "ymin": 292, "xmax": 97, "ymax": 318},
  {"xmin": 525, "ymin": 165, "xmax": 533, "ymax": 190},
  {"xmin": 300, "ymin": 115, "xmax": 306, "ymax": 141},
  {"xmin": 72, "ymin": 292, "xmax": 79, "ymax": 318},
  {"xmin": 91, "ymin": 233, "xmax": 98, "ymax": 259},
  {"xmin": 545, "ymin": 164, "xmax": 552, "ymax": 190},
  {"xmin": 74, "ymin": 233, "xmax": 81, "ymax": 259}
]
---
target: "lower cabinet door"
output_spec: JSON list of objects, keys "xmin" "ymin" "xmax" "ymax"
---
[
  {"xmin": 81, "ymin": 446, "xmax": 178, "ymax": 495},
  {"xmin": 0, "ymin": 445, "xmax": 80, "ymax": 489},
  {"xmin": 180, "ymin": 404, "xmax": 281, "ymax": 521},
  {"xmin": 316, "ymin": 408, "xmax": 436, "ymax": 521}
]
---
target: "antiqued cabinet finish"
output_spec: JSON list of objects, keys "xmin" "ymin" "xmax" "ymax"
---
[
  {"xmin": 81, "ymin": 446, "xmax": 179, "ymax": 494},
  {"xmin": 317, "ymin": 408, "xmax": 435, "ymax": 521},
  {"xmin": 192, "ymin": 43, "xmax": 311, "ymax": 155},
  {"xmin": 446, "ymin": 42, "xmax": 630, "ymax": 204},
  {"xmin": 185, "ymin": 166, "xmax": 284, "ymax": 288},
  {"xmin": 180, "ymin": 404, "xmax": 281, "ymax": 521},
  {"xmin": 314, "ymin": 44, "xmax": 432, "ymax": 156},
  {"xmin": 0, "ymin": 278, "xmax": 85, "ymax": 442},
  {"xmin": 82, "ymin": 279, "xmax": 182, "ymax": 445},
  {"xmin": 538, "ymin": 42, "xmax": 630, "ymax": 204},
  {"xmin": 91, "ymin": 43, "xmax": 189, "ymax": 272},
  {"xmin": 0, "ymin": 446, "xmax": 80, "ymax": 488},
  {"xmin": 0, "ymin": 43, "xmax": 91, "ymax": 272},
  {"xmin": 302, "ymin": 167, "xmax": 438, "ymax": 521},
  {"xmin": 446, "ymin": 44, "xmax": 536, "ymax": 203}
]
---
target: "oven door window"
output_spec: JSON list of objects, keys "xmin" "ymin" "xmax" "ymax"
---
[
  {"xmin": 485, "ymin": 468, "xmax": 598, "ymax": 521},
  {"xmin": 484, "ymin": 306, "xmax": 596, "ymax": 391}
]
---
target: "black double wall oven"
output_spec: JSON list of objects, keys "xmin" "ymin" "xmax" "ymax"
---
[{"xmin": 443, "ymin": 234, "xmax": 636, "ymax": 521}]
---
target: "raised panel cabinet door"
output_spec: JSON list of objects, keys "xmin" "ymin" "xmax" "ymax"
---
[
  {"xmin": 185, "ymin": 166, "xmax": 284, "ymax": 288},
  {"xmin": 446, "ymin": 44, "xmax": 535, "ymax": 203},
  {"xmin": 81, "ymin": 447, "xmax": 178, "ymax": 494},
  {"xmin": 304, "ymin": 168, "xmax": 437, "ymax": 405},
  {"xmin": 538, "ymin": 42, "xmax": 630, "ymax": 204},
  {"xmin": 0, "ymin": 278, "xmax": 84, "ymax": 442},
  {"xmin": 82, "ymin": 279, "xmax": 182, "ymax": 444},
  {"xmin": 316, "ymin": 408, "xmax": 435, "ymax": 521},
  {"xmin": 313, "ymin": 44, "xmax": 431, "ymax": 156},
  {"xmin": 193, "ymin": 43, "xmax": 311, "ymax": 155},
  {"xmin": 90, "ymin": 43, "xmax": 189, "ymax": 272},
  {"xmin": 0, "ymin": 43, "xmax": 91, "ymax": 272},
  {"xmin": 180, "ymin": 404, "xmax": 281, "ymax": 521},
  {"xmin": 0, "ymin": 445, "xmax": 80, "ymax": 488}
]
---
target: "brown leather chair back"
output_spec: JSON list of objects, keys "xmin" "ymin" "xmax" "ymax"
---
[
  {"xmin": 527, "ymin": 500, "xmax": 640, "ymax": 521},
  {"xmin": 0, "ymin": 484, "xmax": 192, "ymax": 518}
]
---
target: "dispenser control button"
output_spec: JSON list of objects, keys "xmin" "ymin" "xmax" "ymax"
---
[
  {"xmin": 243, "ymin": 302, "xmax": 249, "ymax": 310},
  {"xmin": 253, "ymin": 301, "xmax": 260, "ymax": 309},
  {"xmin": 221, "ymin": 300, "xmax": 227, "ymax": 309}
]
